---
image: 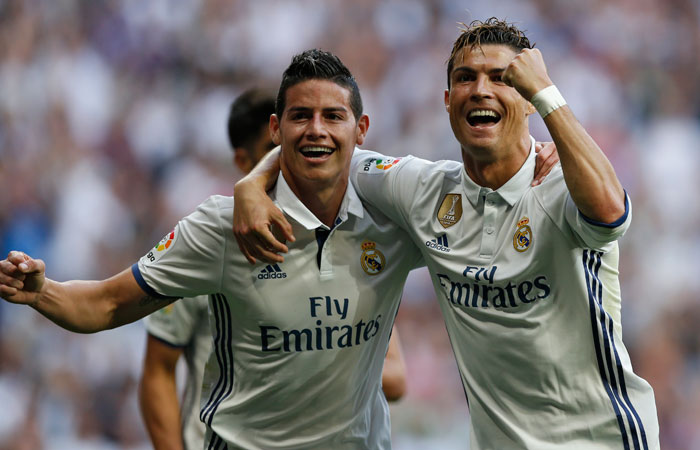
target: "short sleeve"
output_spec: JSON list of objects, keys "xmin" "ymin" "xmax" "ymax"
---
[
  {"xmin": 535, "ymin": 168, "xmax": 631, "ymax": 250},
  {"xmin": 135, "ymin": 196, "xmax": 227, "ymax": 298},
  {"xmin": 350, "ymin": 149, "xmax": 424, "ymax": 230},
  {"xmin": 564, "ymin": 191, "xmax": 631, "ymax": 249}
]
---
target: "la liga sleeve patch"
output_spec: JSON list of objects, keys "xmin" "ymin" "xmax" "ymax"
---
[
  {"xmin": 361, "ymin": 157, "xmax": 403, "ymax": 174},
  {"xmin": 143, "ymin": 228, "xmax": 177, "ymax": 265}
]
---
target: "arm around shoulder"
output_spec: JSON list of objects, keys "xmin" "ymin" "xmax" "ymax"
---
[{"xmin": 233, "ymin": 146, "xmax": 294, "ymax": 264}]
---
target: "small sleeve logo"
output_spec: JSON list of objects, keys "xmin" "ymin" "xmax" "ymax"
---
[
  {"xmin": 144, "ymin": 229, "xmax": 176, "ymax": 263},
  {"xmin": 363, "ymin": 157, "xmax": 402, "ymax": 173},
  {"xmin": 156, "ymin": 230, "xmax": 175, "ymax": 252}
]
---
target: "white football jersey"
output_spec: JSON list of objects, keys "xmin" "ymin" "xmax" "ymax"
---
[
  {"xmin": 133, "ymin": 174, "xmax": 423, "ymax": 449},
  {"xmin": 350, "ymin": 141, "xmax": 659, "ymax": 450},
  {"xmin": 145, "ymin": 296, "xmax": 211, "ymax": 450}
]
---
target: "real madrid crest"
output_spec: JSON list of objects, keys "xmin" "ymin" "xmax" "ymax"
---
[
  {"xmin": 513, "ymin": 217, "xmax": 533, "ymax": 252},
  {"xmin": 437, "ymin": 194, "xmax": 462, "ymax": 228},
  {"xmin": 360, "ymin": 240, "xmax": 385, "ymax": 275}
]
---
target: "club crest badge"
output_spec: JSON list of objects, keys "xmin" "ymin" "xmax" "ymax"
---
[
  {"xmin": 513, "ymin": 217, "xmax": 533, "ymax": 252},
  {"xmin": 360, "ymin": 240, "xmax": 385, "ymax": 275},
  {"xmin": 437, "ymin": 194, "xmax": 462, "ymax": 228}
]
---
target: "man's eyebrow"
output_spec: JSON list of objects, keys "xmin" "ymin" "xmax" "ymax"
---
[
  {"xmin": 286, "ymin": 106, "xmax": 349, "ymax": 113},
  {"xmin": 452, "ymin": 66, "xmax": 506, "ymax": 76},
  {"xmin": 323, "ymin": 106, "xmax": 348, "ymax": 113},
  {"xmin": 287, "ymin": 106, "xmax": 311, "ymax": 113}
]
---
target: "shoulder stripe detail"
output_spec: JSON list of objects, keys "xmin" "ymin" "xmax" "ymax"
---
[
  {"xmin": 579, "ymin": 191, "xmax": 629, "ymax": 228},
  {"xmin": 200, "ymin": 294, "xmax": 234, "ymax": 426},
  {"xmin": 584, "ymin": 250, "xmax": 649, "ymax": 450},
  {"xmin": 131, "ymin": 263, "xmax": 170, "ymax": 299}
]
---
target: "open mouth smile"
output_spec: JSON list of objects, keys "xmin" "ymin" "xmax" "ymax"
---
[
  {"xmin": 467, "ymin": 109, "xmax": 501, "ymax": 128},
  {"xmin": 300, "ymin": 145, "xmax": 336, "ymax": 159}
]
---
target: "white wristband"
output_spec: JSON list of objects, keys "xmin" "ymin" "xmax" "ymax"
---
[{"xmin": 530, "ymin": 85, "xmax": 567, "ymax": 118}]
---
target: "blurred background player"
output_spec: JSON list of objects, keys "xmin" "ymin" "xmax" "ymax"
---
[{"xmin": 138, "ymin": 87, "xmax": 408, "ymax": 450}]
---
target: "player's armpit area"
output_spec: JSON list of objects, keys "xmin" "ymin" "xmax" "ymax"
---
[{"xmin": 137, "ymin": 294, "xmax": 178, "ymax": 309}]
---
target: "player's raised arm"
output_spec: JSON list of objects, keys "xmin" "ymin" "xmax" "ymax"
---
[
  {"xmin": 503, "ymin": 48, "xmax": 625, "ymax": 223},
  {"xmin": 233, "ymin": 147, "xmax": 294, "ymax": 264},
  {"xmin": 0, "ymin": 250, "xmax": 173, "ymax": 333}
]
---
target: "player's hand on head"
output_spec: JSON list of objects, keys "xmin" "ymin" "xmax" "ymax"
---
[
  {"xmin": 533, "ymin": 141, "xmax": 559, "ymax": 186},
  {"xmin": 0, "ymin": 251, "xmax": 46, "ymax": 306},
  {"xmin": 233, "ymin": 188, "xmax": 294, "ymax": 265},
  {"xmin": 502, "ymin": 48, "xmax": 552, "ymax": 101}
]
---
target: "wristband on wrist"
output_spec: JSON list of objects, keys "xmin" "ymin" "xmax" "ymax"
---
[{"xmin": 530, "ymin": 85, "xmax": 567, "ymax": 118}]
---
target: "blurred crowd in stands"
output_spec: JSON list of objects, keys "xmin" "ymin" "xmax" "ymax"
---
[{"xmin": 0, "ymin": 0, "xmax": 699, "ymax": 449}]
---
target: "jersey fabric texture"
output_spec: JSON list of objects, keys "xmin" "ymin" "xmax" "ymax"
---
[
  {"xmin": 350, "ymin": 141, "xmax": 660, "ymax": 450},
  {"xmin": 145, "ymin": 296, "xmax": 211, "ymax": 450},
  {"xmin": 134, "ymin": 174, "xmax": 423, "ymax": 449}
]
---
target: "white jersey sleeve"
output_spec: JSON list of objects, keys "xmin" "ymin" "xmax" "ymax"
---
[
  {"xmin": 134, "ymin": 195, "xmax": 230, "ymax": 299},
  {"xmin": 350, "ymin": 149, "xmax": 434, "ymax": 231},
  {"xmin": 534, "ymin": 165, "xmax": 631, "ymax": 250}
]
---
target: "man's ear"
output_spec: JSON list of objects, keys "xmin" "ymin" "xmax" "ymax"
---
[
  {"xmin": 270, "ymin": 114, "xmax": 281, "ymax": 145},
  {"xmin": 355, "ymin": 114, "xmax": 370, "ymax": 146},
  {"xmin": 444, "ymin": 89, "xmax": 450, "ymax": 113}
]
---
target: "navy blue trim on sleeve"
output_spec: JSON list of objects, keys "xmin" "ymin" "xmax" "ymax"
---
[
  {"xmin": 147, "ymin": 332, "xmax": 187, "ymax": 349},
  {"xmin": 579, "ymin": 191, "xmax": 629, "ymax": 228},
  {"xmin": 131, "ymin": 263, "xmax": 171, "ymax": 299}
]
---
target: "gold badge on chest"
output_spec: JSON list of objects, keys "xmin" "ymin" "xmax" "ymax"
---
[
  {"xmin": 513, "ymin": 216, "xmax": 533, "ymax": 252},
  {"xmin": 360, "ymin": 240, "xmax": 385, "ymax": 275},
  {"xmin": 437, "ymin": 194, "xmax": 462, "ymax": 228}
]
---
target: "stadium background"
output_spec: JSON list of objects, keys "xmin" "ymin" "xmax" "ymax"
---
[{"xmin": 0, "ymin": 0, "xmax": 699, "ymax": 448}]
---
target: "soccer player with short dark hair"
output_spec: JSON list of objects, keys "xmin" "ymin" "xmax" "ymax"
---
[
  {"xmin": 1, "ymin": 49, "xmax": 422, "ymax": 449},
  {"xmin": 234, "ymin": 18, "xmax": 660, "ymax": 449}
]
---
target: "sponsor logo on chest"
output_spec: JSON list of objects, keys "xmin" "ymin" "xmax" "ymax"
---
[
  {"xmin": 257, "ymin": 264, "xmax": 287, "ymax": 279},
  {"xmin": 426, "ymin": 234, "xmax": 451, "ymax": 252}
]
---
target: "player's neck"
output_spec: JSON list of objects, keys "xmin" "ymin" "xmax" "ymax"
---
[
  {"xmin": 284, "ymin": 172, "xmax": 348, "ymax": 228},
  {"xmin": 461, "ymin": 134, "xmax": 531, "ymax": 190}
]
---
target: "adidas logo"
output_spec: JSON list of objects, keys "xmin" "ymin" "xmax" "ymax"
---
[
  {"xmin": 425, "ymin": 234, "xmax": 451, "ymax": 253},
  {"xmin": 257, "ymin": 264, "xmax": 288, "ymax": 279}
]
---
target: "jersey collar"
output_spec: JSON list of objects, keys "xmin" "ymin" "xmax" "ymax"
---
[
  {"xmin": 462, "ymin": 136, "xmax": 536, "ymax": 207},
  {"xmin": 272, "ymin": 171, "xmax": 364, "ymax": 231}
]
